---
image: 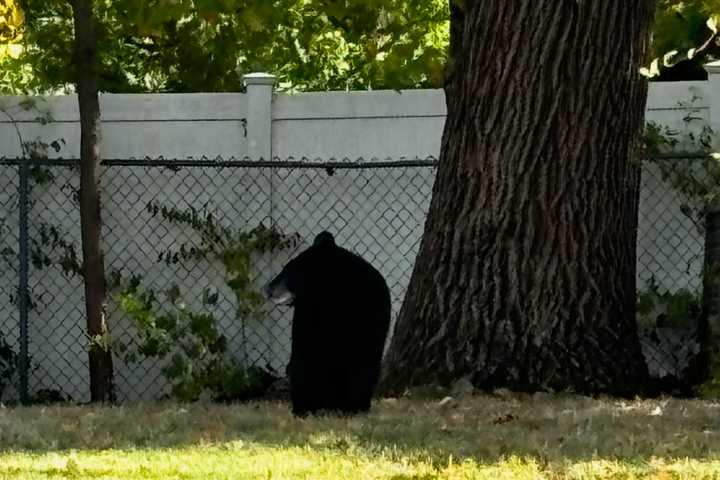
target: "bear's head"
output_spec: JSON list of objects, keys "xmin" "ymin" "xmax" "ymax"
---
[{"xmin": 264, "ymin": 231, "xmax": 336, "ymax": 306}]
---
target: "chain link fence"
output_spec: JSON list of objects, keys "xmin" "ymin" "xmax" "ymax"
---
[
  {"xmin": 1, "ymin": 157, "xmax": 436, "ymax": 402},
  {"xmin": 0, "ymin": 156, "xmax": 710, "ymax": 402},
  {"xmin": 637, "ymin": 157, "xmax": 708, "ymax": 391}
]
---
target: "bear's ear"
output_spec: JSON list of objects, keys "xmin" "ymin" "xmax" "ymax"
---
[{"xmin": 313, "ymin": 231, "xmax": 335, "ymax": 247}]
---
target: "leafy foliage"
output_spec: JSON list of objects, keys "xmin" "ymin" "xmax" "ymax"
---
[
  {"xmin": 0, "ymin": 333, "xmax": 64, "ymax": 403},
  {"xmin": 116, "ymin": 279, "xmax": 278, "ymax": 402},
  {"xmin": 637, "ymin": 277, "xmax": 703, "ymax": 329},
  {"xmin": 4, "ymin": 0, "xmax": 448, "ymax": 93},
  {"xmin": 7, "ymin": 0, "xmax": 720, "ymax": 93},
  {"xmin": 0, "ymin": 0, "xmax": 32, "ymax": 92},
  {"xmin": 642, "ymin": 96, "xmax": 720, "ymax": 396},
  {"xmin": 145, "ymin": 202, "xmax": 301, "ymax": 318},
  {"xmin": 1, "ymin": 98, "xmax": 296, "ymax": 402},
  {"xmin": 654, "ymin": 1, "xmax": 715, "ymax": 58},
  {"xmin": 0, "ymin": 334, "xmax": 19, "ymax": 399},
  {"xmin": 644, "ymin": 1, "xmax": 720, "ymax": 80},
  {"xmin": 644, "ymin": 95, "xmax": 715, "ymax": 229},
  {"xmin": 0, "ymin": 0, "xmax": 22, "ymax": 45},
  {"xmin": 108, "ymin": 203, "xmax": 300, "ymax": 402}
]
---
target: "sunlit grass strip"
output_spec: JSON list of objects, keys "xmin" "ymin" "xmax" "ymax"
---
[
  {"xmin": 3, "ymin": 448, "xmax": 720, "ymax": 479},
  {"xmin": 3, "ymin": 396, "xmax": 720, "ymax": 478},
  {"xmin": 0, "ymin": 447, "xmax": 517, "ymax": 480}
]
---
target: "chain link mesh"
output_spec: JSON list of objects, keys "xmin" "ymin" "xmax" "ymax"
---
[
  {"xmin": 637, "ymin": 158, "xmax": 706, "ymax": 388},
  {"xmin": 0, "ymin": 165, "xmax": 20, "ymax": 401},
  {"xmin": 637, "ymin": 159, "xmax": 705, "ymax": 293},
  {"xmin": 0, "ymin": 156, "xmax": 708, "ymax": 402}
]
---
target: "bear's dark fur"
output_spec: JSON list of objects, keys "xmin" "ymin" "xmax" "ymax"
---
[{"xmin": 265, "ymin": 231, "xmax": 391, "ymax": 416}]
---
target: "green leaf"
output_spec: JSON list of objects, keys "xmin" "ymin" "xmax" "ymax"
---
[
  {"xmin": 166, "ymin": 284, "xmax": 181, "ymax": 304},
  {"xmin": 189, "ymin": 313, "xmax": 219, "ymax": 343},
  {"xmin": 9, "ymin": 0, "xmax": 449, "ymax": 92},
  {"xmin": 202, "ymin": 287, "xmax": 219, "ymax": 306},
  {"xmin": 164, "ymin": 353, "xmax": 188, "ymax": 380}
]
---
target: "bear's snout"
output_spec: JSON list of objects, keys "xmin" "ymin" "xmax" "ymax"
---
[{"xmin": 264, "ymin": 279, "xmax": 295, "ymax": 306}]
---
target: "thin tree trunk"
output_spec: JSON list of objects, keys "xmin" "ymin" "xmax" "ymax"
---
[
  {"xmin": 382, "ymin": 0, "xmax": 654, "ymax": 396},
  {"xmin": 71, "ymin": 0, "xmax": 114, "ymax": 402}
]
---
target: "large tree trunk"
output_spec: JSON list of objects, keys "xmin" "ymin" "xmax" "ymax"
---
[
  {"xmin": 71, "ymin": 0, "xmax": 115, "ymax": 402},
  {"xmin": 382, "ymin": 0, "xmax": 654, "ymax": 396}
]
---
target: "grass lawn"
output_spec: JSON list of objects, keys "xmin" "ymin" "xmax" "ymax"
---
[{"xmin": 1, "ymin": 392, "xmax": 720, "ymax": 479}]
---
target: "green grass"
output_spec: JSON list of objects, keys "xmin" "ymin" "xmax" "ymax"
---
[{"xmin": 2, "ymin": 393, "xmax": 720, "ymax": 478}]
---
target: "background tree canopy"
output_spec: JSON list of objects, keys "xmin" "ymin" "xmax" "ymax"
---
[
  {"xmin": 0, "ymin": 0, "xmax": 719, "ymax": 93},
  {"xmin": 652, "ymin": 0, "xmax": 720, "ymax": 80},
  {"xmin": 0, "ymin": 0, "xmax": 448, "ymax": 93}
]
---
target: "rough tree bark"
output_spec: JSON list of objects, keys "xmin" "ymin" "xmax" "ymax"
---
[
  {"xmin": 382, "ymin": 0, "xmax": 654, "ymax": 396},
  {"xmin": 71, "ymin": 0, "xmax": 115, "ymax": 402}
]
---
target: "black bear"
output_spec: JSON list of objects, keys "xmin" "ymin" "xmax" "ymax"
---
[{"xmin": 264, "ymin": 231, "xmax": 391, "ymax": 416}]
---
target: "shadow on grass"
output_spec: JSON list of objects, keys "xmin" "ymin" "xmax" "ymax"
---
[{"xmin": 1, "ymin": 393, "xmax": 719, "ymax": 465}]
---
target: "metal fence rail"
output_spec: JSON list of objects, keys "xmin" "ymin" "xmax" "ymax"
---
[{"xmin": 0, "ymin": 156, "xmax": 709, "ymax": 402}]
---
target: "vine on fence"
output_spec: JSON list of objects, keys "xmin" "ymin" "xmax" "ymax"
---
[
  {"xmin": 643, "ymin": 94, "xmax": 717, "ymax": 229},
  {"xmin": 0, "ymin": 335, "xmax": 19, "ymax": 400},
  {"xmin": 1, "ymin": 98, "xmax": 304, "ymax": 402},
  {"xmin": 638, "ymin": 115, "xmax": 710, "ymax": 333},
  {"xmin": 109, "ymin": 212, "xmax": 301, "ymax": 402},
  {"xmin": 637, "ymin": 277, "xmax": 703, "ymax": 330},
  {"xmin": 146, "ymin": 201, "xmax": 301, "ymax": 320},
  {"xmin": 642, "ymin": 97, "xmax": 720, "ymax": 395},
  {"xmin": 114, "ymin": 279, "xmax": 276, "ymax": 402},
  {"xmin": 7, "ymin": 92, "xmax": 717, "ymax": 399},
  {"xmin": 0, "ymin": 98, "xmax": 67, "ymax": 402}
]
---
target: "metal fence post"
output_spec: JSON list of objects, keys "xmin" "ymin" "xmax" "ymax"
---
[{"xmin": 17, "ymin": 159, "xmax": 29, "ymax": 404}]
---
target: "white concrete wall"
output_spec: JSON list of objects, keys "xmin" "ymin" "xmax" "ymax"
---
[
  {"xmin": 0, "ymin": 80, "xmax": 709, "ymax": 161},
  {"xmin": 0, "ymin": 76, "xmax": 713, "ymax": 402},
  {"xmin": 0, "ymin": 93, "xmax": 248, "ymax": 159},
  {"xmin": 272, "ymin": 89, "xmax": 446, "ymax": 159}
]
